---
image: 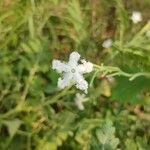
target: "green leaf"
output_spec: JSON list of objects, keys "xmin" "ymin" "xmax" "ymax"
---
[
  {"xmin": 111, "ymin": 76, "xmax": 150, "ymax": 104},
  {"xmin": 93, "ymin": 120, "xmax": 119, "ymax": 150},
  {"xmin": 44, "ymin": 84, "xmax": 58, "ymax": 94},
  {"xmin": 3, "ymin": 119, "xmax": 22, "ymax": 138},
  {"xmin": 125, "ymin": 139, "xmax": 137, "ymax": 150}
]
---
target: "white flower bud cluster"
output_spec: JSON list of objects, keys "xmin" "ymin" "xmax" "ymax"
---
[{"xmin": 74, "ymin": 93, "xmax": 86, "ymax": 110}]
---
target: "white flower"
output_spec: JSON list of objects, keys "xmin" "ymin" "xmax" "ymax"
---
[
  {"xmin": 75, "ymin": 93, "xmax": 86, "ymax": 110},
  {"xmin": 102, "ymin": 39, "xmax": 112, "ymax": 48},
  {"xmin": 146, "ymin": 30, "xmax": 150, "ymax": 37},
  {"xmin": 131, "ymin": 11, "xmax": 142, "ymax": 24},
  {"xmin": 106, "ymin": 76, "xmax": 115, "ymax": 83},
  {"xmin": 52, "ymin": 51, "xmax": 93, "ymax": 93}
]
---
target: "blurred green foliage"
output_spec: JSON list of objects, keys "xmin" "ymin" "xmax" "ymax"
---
[{"xmin": 0, "ymin": 0, "xmax": 150, "ymax": 149}]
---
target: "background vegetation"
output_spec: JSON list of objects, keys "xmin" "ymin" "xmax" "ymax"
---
[{"xmin": 0, "ymin": 0, "xmax": 150, "ymax": 149}]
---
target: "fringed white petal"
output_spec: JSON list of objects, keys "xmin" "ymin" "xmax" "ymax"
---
[
  {"xmin": 52, "ymin": 59, "xmax": 68, "ymax": 73},
  {"xmin": 68, "ymin": 51, "xmax": 80, "ymax": 66},
  {"xmin": 57, "ymin": 73, "xmax": 73, "ymax": 89},
  {"xmin": 78, "ymin": 59, "xmax": 93, "ymax": 74},
  {"xmin": 73, "ymin": 73, "xmax": 88, "ymax": 93}
]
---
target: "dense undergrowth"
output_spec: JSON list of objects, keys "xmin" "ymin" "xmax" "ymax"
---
[{"xmin": 0, "ymin": 0, "xmax": 150, "ymax": 149}]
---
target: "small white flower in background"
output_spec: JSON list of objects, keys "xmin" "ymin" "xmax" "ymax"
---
[
  {"xmin": 75, "ymin": 93, "xmax": 86, "ymax": 110},
  {"xmin": 52, "ymin": 51, "xmax": 93, "ymax": 93},
  {"xmin": 102, "ymin": 39, "xmax": 112, "ymax": 48},
  {"xmin": 146, "ymin": 30, "xmax": 150, "ymax": 37},
  {"xmin": 131, "ymin": 11, "xmax": 142, "ymax": 24},
  {"xmin": 106, "ymin": 76, "xmax": 115, "ymax": 83}
]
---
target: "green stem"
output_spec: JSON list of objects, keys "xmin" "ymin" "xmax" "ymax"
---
[
  {"xmin": 0, "ymin": 86, "xmax": 74, "ymax": 119},
  {"xmin": 129, "ymin": 21, "xmax": 150, "ymax": 45},
  {"xmin": 17, "ymin": 64, "xmax": 38, "ymax": 109},
  {"xmin": 42, "ymin": 86, "xmax": 74, "ymax": 106},
  {"xmin": 93, "ymin": 64, "xmax": 150, "ymax": 80}
]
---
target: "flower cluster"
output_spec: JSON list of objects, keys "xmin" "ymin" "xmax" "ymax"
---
[{"xmin": 52, "ymin": 51, "xmax": 93, "ymax": 93}]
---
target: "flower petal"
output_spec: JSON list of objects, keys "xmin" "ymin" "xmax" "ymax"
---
[
  {"xmin": 68, "ymin": 51, "xmax": 80, "ymax": 66},
  {"xmin": 52, "ymin": 59, "xmax": 68, "ymax": 73},
  {"xmin": 57, "ymin": 73, "xmax": 73, "ymax": 89},
  {"xmin": 78, "ymin": 59, "xmax": 93, "ymax": 74},
  {"xmin": 73, "ymin": 73, "xmax": 88, "ymax": 93}
]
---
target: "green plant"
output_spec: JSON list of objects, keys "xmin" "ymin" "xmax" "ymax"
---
[{"xmin": 0, "ymin": 0, "xmax": 150, "ymax": 150}]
